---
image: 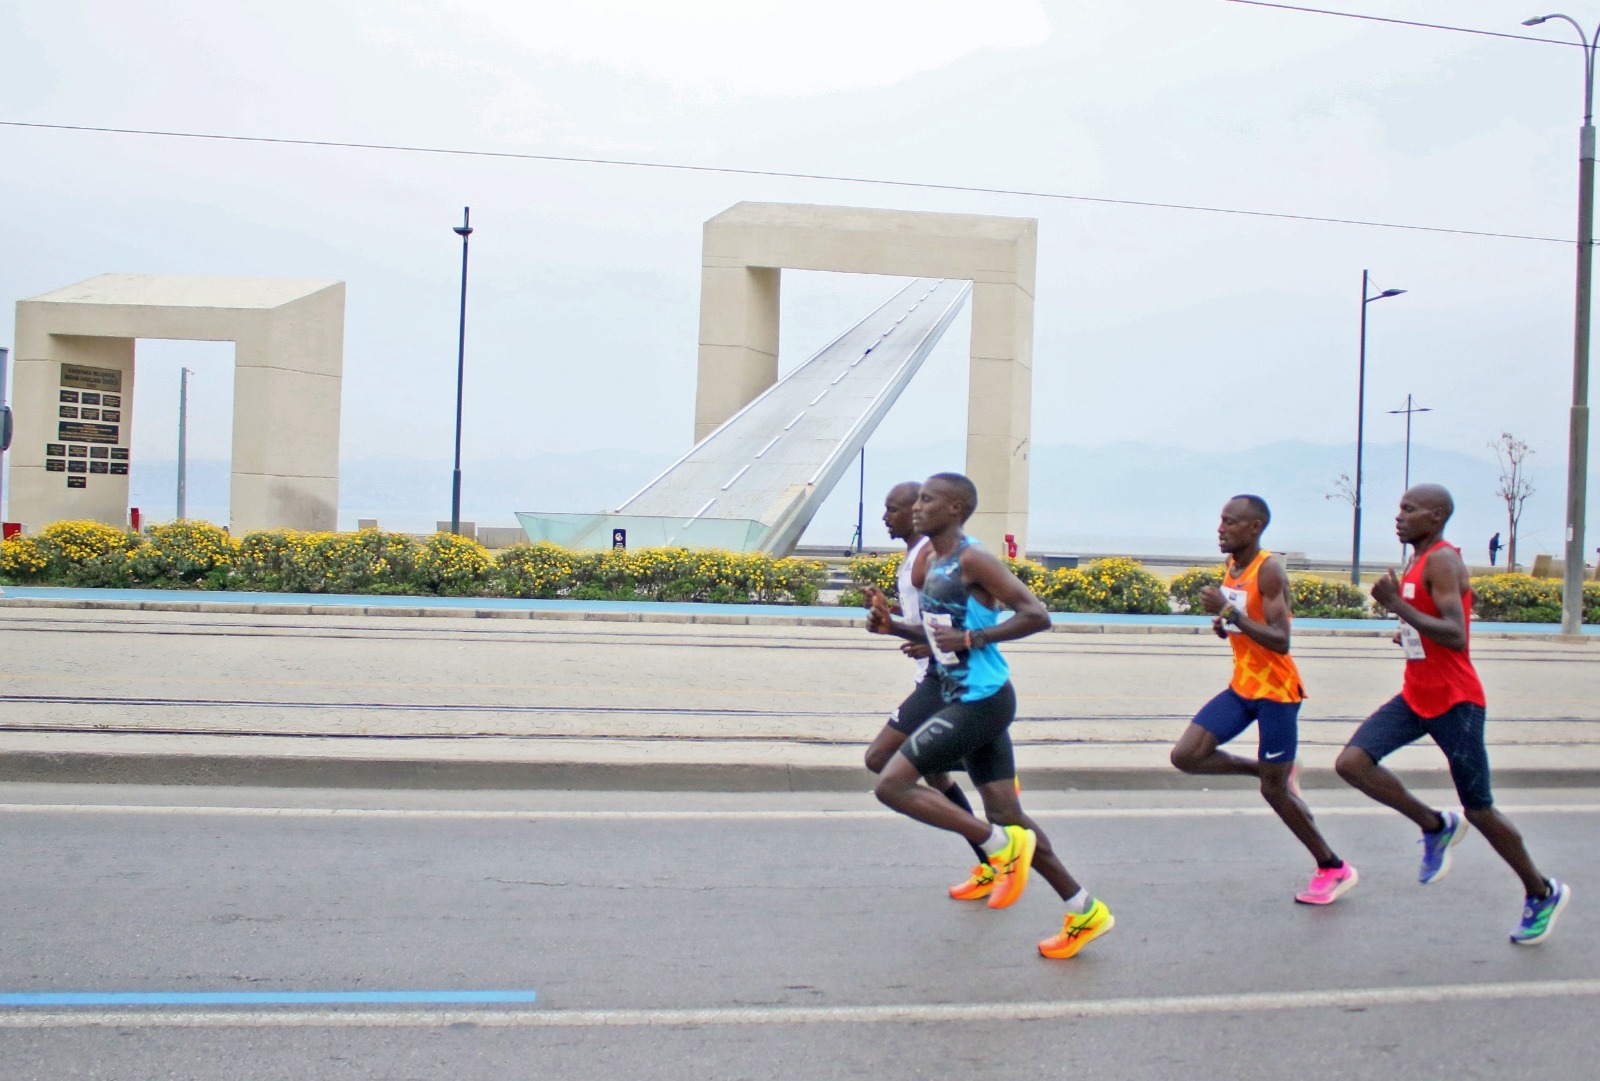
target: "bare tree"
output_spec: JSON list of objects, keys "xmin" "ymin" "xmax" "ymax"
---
[
  {"xmin": 1490, "ymin": 433, "xmax": 1534, "ymax": 573},
  {"xmin": 1325, "ymin": 473, "xmax": 1357, "ymax": 508}
]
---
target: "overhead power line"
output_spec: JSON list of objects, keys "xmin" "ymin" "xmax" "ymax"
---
[
  {"xmin": 0, "ymin": 118, "xmax": 1568, "ymax": 246},
  {"xmin": 1225, "ymin": 1, "xmax": 1583, "ymax": 48}
]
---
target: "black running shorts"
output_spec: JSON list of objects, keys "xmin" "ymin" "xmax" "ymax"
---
[
  {"xmin": 898, "ymin": 682, "xmax": 1017, "ymax": 787},
  {"xmin": 888, "ymin": 672, "xmax": 945, "ymax": 735}
]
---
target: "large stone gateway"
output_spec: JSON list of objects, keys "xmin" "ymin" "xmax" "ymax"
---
[
  {"xmin": 695, "ymin": 202, "xmax": 1036, "ymax": 553},
  {"xmin": 9, "ymin": 274, "xmax": 345, "ymax": 533}
]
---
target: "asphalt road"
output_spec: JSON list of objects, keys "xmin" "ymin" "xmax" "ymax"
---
[{"xmin": 1, "ymin": 783, "xmax": 1593, "ymax": 1079}]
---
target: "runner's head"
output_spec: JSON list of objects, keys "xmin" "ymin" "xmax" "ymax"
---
[
  {"xmin": 914, "ymin": 473, "xmax": 978, "ymax": 534},
  {"xmin": 1397, "ymin": 484, "xmax": 1453, "ymax": 545},
  {"xmin": 1217, "ymin": 494, "xmax": 1269, "ymax": 556},
  {"xmin": 883, "ymin": 482, "xmax": 921, "ymax": 542}
]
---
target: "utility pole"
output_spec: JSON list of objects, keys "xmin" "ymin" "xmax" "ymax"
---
[
  {"xmin": 450, "ymin": 207, "xmax": 473, "ymax": 536},
  {"xmin": 176, "ymin": 367, "xmax": 192, "ymax": 520}
]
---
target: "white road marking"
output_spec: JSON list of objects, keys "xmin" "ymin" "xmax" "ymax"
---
[
  {"xmin": 4, "ymin": 977, "xmax": 1598, "ymax": 1029},
  {"xmin": 0, "ymin": 803, "xmax": 1595, "ymax": 821}
]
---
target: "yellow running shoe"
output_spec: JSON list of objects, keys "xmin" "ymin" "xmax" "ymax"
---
[
  {"xmin": 949, "ymin": 862, "xmax": 997, "ymax": 901},
  {"xmin": 1038, "ymin": 899, "xmax": 1114, "ymax": 959},
  {"xmin": 985, "ymin": 825, "xmax": 1037, "ymax": 910}
]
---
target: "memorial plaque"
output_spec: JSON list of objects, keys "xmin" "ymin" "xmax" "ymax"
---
[
  {"xmin": 103, "ymin": 395, "xmax": 121, "ymax": 408},
  {"xmin": 60, "ymin": 364, "xmax": 122, "ymax": 393},
  {"xmin": 45, "ymin": 459, "xmax": 66, "ymax": 473},
  {"xmin": 67, "ymin": 461, "xmax": 87, "ymax": 474},
  {"xmin": 102, "ymin": 410, "xmax": 121, "ymax": 423},
  {"xmin": 67, "ymin": 476, "xmax": 86, "ymax": 489},
  {"xmin": 67, "ymin": 445, "xmax": 88, "ymax": 458},
  {"xmin": 89, "ymin": 446, "xmax": 108, "ymax": 459},
  {"xmin": 80, "ymin": 408, "xmax": 100, "ymax": 421},
  {"xmin": 59, "ymin": 390, "xmax": 79, "ymax": 404},
  {"xmin": 81, "ymin": 393, "xmax": 101, "ymax": 406},
  {"xmin": 59, "ymin": 406, "xmax": 78, "ymax": 419},
  {"xmin": 110, "ymin": 448, "xmax": 129, "ymax": 461},
  {"xmin": 89, "ymin": 461, "xmax": 109, "ymax": 474},
  {"xmin": 58, "ymin": 421, "xmax": 119, "ymax": 445},
  {"xmin": 46, "ymin": 444, "xmax": 66, "ymax": 457},
  {"xmin": 109, "ymin": 463, "xmax": 128, "ymax": 476}
]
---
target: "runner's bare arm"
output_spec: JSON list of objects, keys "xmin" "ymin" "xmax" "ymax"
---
[
  {"xmin": 920, "ymin": 547, "xmax": 1049, "ymax": 652},
  {"xmin": 1241, "ymin": 556, "xmax": 1292, "ymax": 654},
  {"xmin": 1370, "ymin": 555, "xmax": 1468, "ymax": 651}
]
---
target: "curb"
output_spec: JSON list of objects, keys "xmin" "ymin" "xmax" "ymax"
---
[
  {"xmin": 4, "ymin": 595, "xmax": 1595, "ymax": 641},
  {"xmin": 1, "ymin": 752, "xmax": 1595, "ymax": 792}
]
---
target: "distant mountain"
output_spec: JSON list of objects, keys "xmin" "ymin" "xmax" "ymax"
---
[{"xmin": 120, "ymin": 439, "xmax": 1591, "ymax": 563}]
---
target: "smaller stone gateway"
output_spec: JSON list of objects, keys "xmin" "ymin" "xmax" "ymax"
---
[{"xmin": 8, "ymin": 274, "xmax": 345, "ymax": 533}]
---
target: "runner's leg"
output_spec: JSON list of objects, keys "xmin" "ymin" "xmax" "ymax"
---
[
  {"xmin": 1171, "ymin": 690, "xmax": 1259, "ymax": 777},
  {"xmin": 1254, "ymin": 700, "xmax": 1340, "ymax": 866},
  {"xmin": 1337, "ymin": 696, "xmax": 1445, "ymax": 832}
]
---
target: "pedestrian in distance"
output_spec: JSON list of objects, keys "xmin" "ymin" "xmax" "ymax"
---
[
  {"xmin": 1488, "ymin": 532, "xmax": 1501, "ymax": 568},
  {"xmin": 860, "ymin": 481, "xmax": 991, "ymax": 882},
  {"xmin": 1171, "ymin": 495, "xmax": 1356, "ymax": 904},
  {"xmin": 866, "ymin": 472, "xmax": 1114, "ymax": 959},
  {"xmin": 1336, "ymin": 484, "xmax": 1570, "ymax": 945}
]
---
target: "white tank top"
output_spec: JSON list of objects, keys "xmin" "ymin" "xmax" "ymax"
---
[{"xmin": 897, "ymin": 536, "xmax": 931, "ymax": 681}]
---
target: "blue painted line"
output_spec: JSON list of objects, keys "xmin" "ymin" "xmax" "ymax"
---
[{"xmin": 0, "ymin": 990, "xmax": 538, "ymax": 1007}]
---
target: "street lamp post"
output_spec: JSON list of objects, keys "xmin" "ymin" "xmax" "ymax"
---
[
  {"xmin": 1352, "ymin": 269, "xmax": 1407, "ymax": 585},
  {"xmin": 1387, "ymin": 393, "xmax": 1433, "ymax": 491},
  {"xmin": 1523, "ymin": 13, "xmax": 1595, "ymax": 635},
  {"xmin": 450, "ymin": 207, "xmax": 473, "ymax": 537},
  {"xmin": 176, "ymin": 367, "xmax": 192, "ymax": 520}
]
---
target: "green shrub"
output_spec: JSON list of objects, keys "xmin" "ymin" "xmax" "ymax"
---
[
  {"xmin": 1471, "ymin": 574, "xmax": 1563, "ymax": 623},
  {"xmin": 1169, "ymin": 565, "xmax": 1224, "ymax": 613},
  {"xmin": 1037, "ymin": 557, "xmax": 1169, "ymax": 614},
  {"xmin": 495, "ymin": 542, "xmax": 580, "ymax": 599},
  {"xmin": 126, "ymin": 521, "xmax": 236, "ymax": 586},
  {"xmin": 413, "ymin": 532, "xmax": 495, "ymax": 596},
  {"xmin": 846, "ymin": 553, "xmax": 901, "ymax": 598},
  {"xmin": 1289, "ymin": 574, "xmax": 1370, "ymax": 618}
]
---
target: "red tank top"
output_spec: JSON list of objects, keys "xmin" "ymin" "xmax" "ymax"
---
[{"xmin": 1399, "ymin": 540, "xmax": 1485, "ymax": 717}]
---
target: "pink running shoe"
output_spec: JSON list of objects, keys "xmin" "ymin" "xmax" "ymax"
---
[{"xmin": 1295, "ymin": 862, "xmax": 1358, "ymax": 905}]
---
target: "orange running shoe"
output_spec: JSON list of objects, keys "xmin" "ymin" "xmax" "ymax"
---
[
  {"xmin": 950, "ymin": 862, "xmax": 997, "ymax": 900},
  {"xmin": 1038, "ymin": 899, "xmax": 1114, "ymax": 959},
  {"xmin": 985, "ymin": 825, "xmax": 1036, "ymax": 909}
]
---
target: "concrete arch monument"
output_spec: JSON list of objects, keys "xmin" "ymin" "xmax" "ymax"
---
[
  {"xmin": 697, "ymin": 202, "xmax": 1036, "ymax": 552},
  {"xmin": 9, "ymin": 274, "xmax": 345, "ymax": 533}
]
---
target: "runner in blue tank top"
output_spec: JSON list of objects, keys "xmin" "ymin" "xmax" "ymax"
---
[{"xmin": 866, "ymin": 472, "xmax": 1115, "ymax": 959}]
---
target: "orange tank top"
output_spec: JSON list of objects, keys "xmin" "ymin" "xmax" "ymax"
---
[{"xmin": 1221, "ymin": 550, "xmax": 1305, "ymax": 704}]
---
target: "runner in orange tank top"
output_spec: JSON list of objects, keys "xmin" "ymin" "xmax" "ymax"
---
[
  {"xmin": 1337, "ymin": 484, "xmax": 1569, "ymax": 945},
  {"xmin": 1171, "ymin": 495, "xmax": 1356, "ymax": 905}
]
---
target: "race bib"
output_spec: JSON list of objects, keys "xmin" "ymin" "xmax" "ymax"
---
[
  {"xmin": 1220, "ymin": 586, "xmax": 1249, "ymax": 634},
  {"xmin": 1402, "ymin": 581, "xmax": 1416, "ymax": 600},
  {"xmin": 1398, "ymin": 622, "xmax": 1427, "ymax": 660},
  {"xmin": 922, "ymin": 613, "xmax": 961, "ymax": 666}
]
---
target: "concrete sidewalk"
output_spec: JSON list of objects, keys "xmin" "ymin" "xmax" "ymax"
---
[
  {"xmin": 4, "ymin": 584, "xmax": 1598, "ymax": 639},
  {"xmin": 2, "ymin": 601, "xmax": 1596, "ymax": 792}
]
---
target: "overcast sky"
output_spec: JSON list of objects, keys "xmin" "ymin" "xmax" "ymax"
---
[{"xmin": 1, "ymin": 0, "xmax": 1595, "ymax": 545}]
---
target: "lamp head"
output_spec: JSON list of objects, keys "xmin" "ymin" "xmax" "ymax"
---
[
  {"xmin": 1380, "ymin": 288, "xmax": 1406, "ymax": 298},
  {"xmin": 1522, "ymin": 15, "xmax": 1549, "ymax": 26}
]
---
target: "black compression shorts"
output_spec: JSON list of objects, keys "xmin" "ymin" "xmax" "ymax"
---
[{"xmin": 898, "ymin": 682, "xmax": 1017, "ymax": 787}]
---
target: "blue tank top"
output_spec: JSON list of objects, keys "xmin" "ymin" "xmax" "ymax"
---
[{"xmin": 918, "ymin": 536, "xmax": 1010, "ymax": 702}]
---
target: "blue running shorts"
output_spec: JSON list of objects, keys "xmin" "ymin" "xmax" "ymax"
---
[{"xmin": 1193, "ymin": 686, "xmax": 1301, "ymax": 763}]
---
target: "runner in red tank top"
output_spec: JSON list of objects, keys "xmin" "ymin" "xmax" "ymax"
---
[{"xmin": 1336, "ymin": 485, "xmax": 1569, "ymax": 945}]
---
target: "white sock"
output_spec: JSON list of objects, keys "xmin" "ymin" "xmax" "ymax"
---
[
  {"xmin": 1063, "ymin": 888, "xmax": 1091, "ymax": 914},
  {"xmin": 979, "ymin": 825, "xmax": 1009, "ymax": 857}
]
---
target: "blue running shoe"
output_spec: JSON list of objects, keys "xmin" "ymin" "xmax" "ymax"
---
[
  {"xmin": 1419, "ymin": 810, "xmax": 1469, "ymax": 884},
  {"xmin": 1511, "ymin": 879, "xmax": 1571, "ymax": 946}
]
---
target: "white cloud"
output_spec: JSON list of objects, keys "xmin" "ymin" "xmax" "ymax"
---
[{"xmin": 446, "ymin": 0, "xmax": 1053, "ymax": 98}]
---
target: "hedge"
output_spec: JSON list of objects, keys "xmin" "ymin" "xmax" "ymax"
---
[
  {"xmin": 1470, "ymin": 574, "xmax": 1600, "ymax": 624},
  {"xmin": 845, "ymin": 551, "xmax": 1167, "ymax": 614},
  {"xmin": 1, "ymin": 522, "xmax": 826, "ymax": 606},
  {"xmin": 1170, "ymin": 563, "xmax": 1369, "ymax": 619}
]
